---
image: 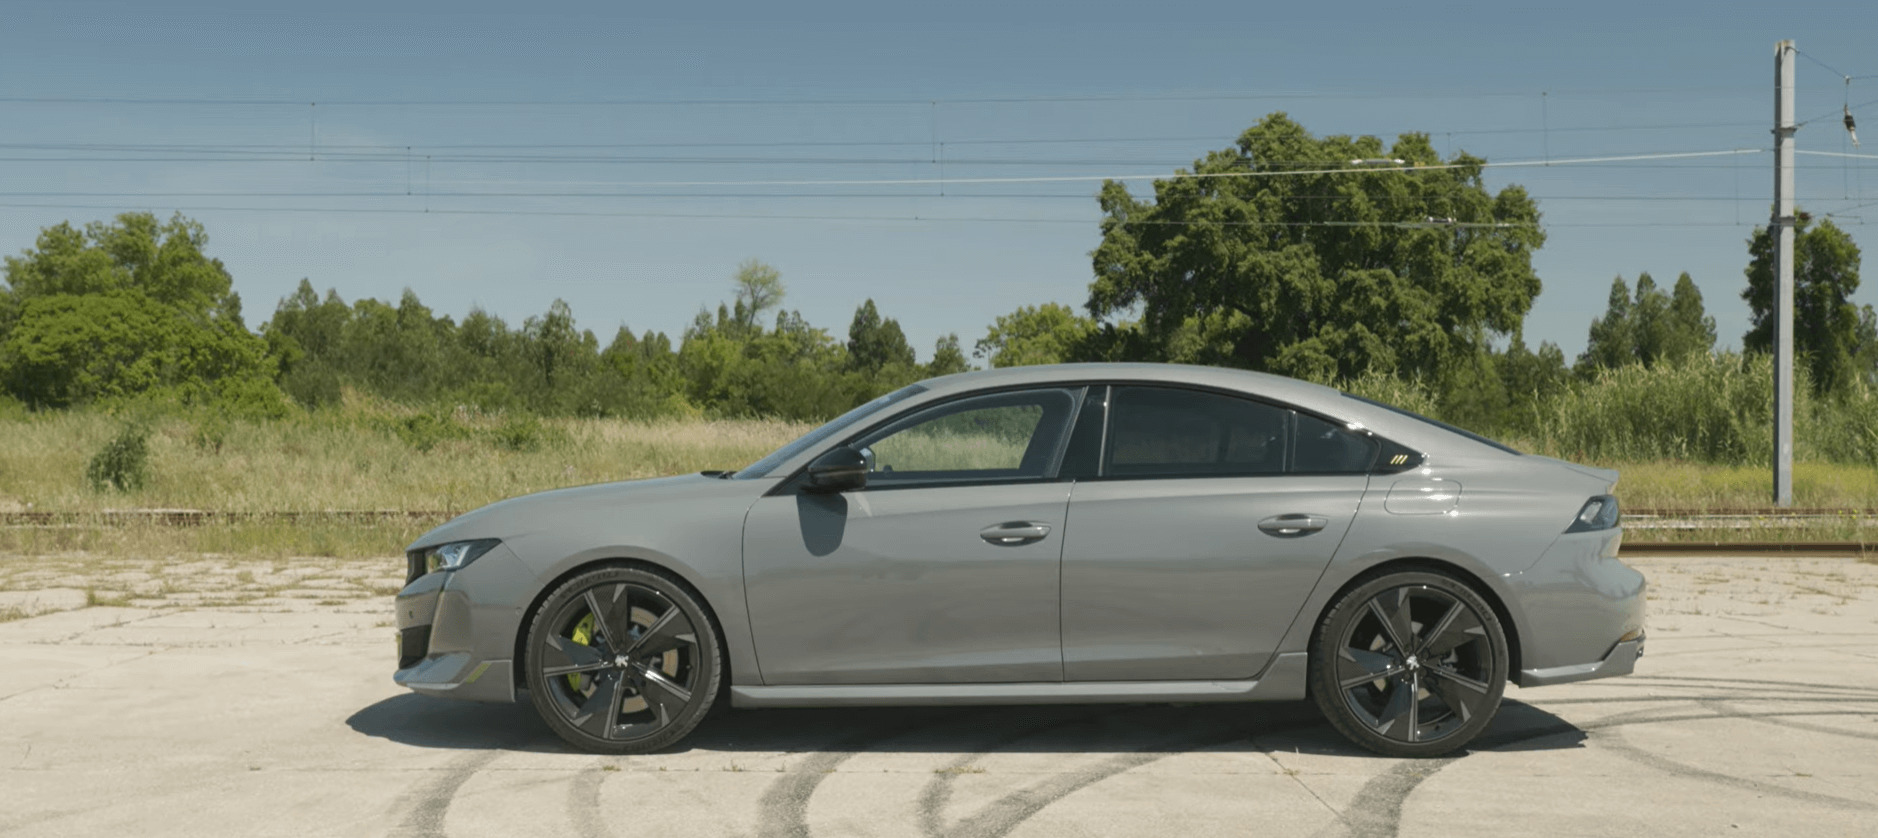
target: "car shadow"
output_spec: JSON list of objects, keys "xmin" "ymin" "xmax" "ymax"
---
[{"xmin": 346, "ymin": 693, "xmax": 1587, "ymax": 757}]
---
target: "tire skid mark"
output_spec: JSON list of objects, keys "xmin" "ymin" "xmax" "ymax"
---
[
  {"xmin": 1700, "ymin": 698, "xmax": 1878, "ymax": 741},
  {"xmin": 388, "ymin": 750, "xmax": 506, "ymax": 838},
  {"xmin": 916, "ymin": 708, "xmax": 1120, "ymax": 838},
  {"xmin": 756, "ymin": 708, "xmax": 979, "ymax": 838},
  {"xmin": 1624, "ymin": 674, "xmax": 1878, "ymax": 694},
  {"xmin": 1592, "ymin": 722, "xmax": 1876, "ymax": 810},
  {"xmin": 938, "ymin": 711, "xmax": 1326, "ymax": 838},
  {"xmin": 1338, "ymin": 699, "xmax": 1878, "ymax": 838},
  {"xmin": 566, "ymin": 758, "xmax": 608, "ymax": 838}
]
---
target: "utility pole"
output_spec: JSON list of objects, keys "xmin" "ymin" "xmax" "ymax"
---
[{"xmin": 1773, "ymin": 40, "xmax": 1796, "ymax": 507}]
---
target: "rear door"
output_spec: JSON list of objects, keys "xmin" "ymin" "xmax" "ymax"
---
[{"xmin": 1060, "ymin": 385, "xmax": 1374, "ymax": 681}]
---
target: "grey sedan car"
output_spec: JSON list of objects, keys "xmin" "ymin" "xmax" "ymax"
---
[{"xmin": 394, "ymin": 363, "xmax": 1644, "ymax": 757}]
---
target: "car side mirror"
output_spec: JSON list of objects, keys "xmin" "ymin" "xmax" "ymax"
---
[{"xmin": 805, "ymin": 446, "xmax": 867, "ymax": 493}]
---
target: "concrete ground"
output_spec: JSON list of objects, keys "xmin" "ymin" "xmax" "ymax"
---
[{"xmin": 2, "ymin": 553, "xmax": 1875, "ymax": 838}]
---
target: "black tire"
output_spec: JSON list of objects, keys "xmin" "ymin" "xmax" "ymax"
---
[
  {"xmin": 1308, "ymin": 569, "xmax": 1508, "ymax": 758},
  {"xmin": 524, "ymin": 565, "xmax": 723, "ymax": 754}
]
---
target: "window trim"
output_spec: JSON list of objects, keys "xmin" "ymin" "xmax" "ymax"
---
[
  {"xmin": 769, "ymin": 385, "xmax": 1090, "ymax": 495},
  {"xmin": 1071, "ymin": 380, "xmax": 1407, "ymax": 482}
]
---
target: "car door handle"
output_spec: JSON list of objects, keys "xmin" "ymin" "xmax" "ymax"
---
[
  {"xmin": 980, "ymin": 521, "xmax": 1052, "ymax": 546},
  {"xmin": 1258, "ymin": 514, "xmax": 1330, "ymax": 538}
]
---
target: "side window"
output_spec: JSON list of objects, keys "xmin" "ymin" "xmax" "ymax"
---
[
  {"xmin": 1106, "ymin": 387, "xmax": 1288, "ymax": 478},
  {"xmin": 853, "ymin": 389, "xmax": 1076, "ymax": 486},
  {"xmin": 1293, "ymin": 413, "xmax": 1380, "ymax": 474}
]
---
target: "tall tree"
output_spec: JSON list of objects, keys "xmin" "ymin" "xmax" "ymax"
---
[
  {"xmin": 1744, "ymin": 217, "xmax": 1877, "ymax": 392},
  {"xmin": 730, "ymin": 259, "xmax": 785, "ymax": 331},
  {"xmin": 926, "ymin": 334, "xmax": 971, "ymax": 376},
  {"xmin": 1580, "ymin": 272, "xmax": 1715, "ymax": 371},
  {"xmin": 845, "ymin": 299, "xmax": 915, "ymax": 373},
  {"xmin": 1087, "ymin": 113, "xmax": 1545, "ymax": 384}
]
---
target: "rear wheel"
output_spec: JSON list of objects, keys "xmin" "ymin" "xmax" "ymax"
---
[
  {"xmin": 1308, "ymin": 569, "xmax": 1507, "ymax": 757},
  {"xmin": 524, "ymin": 566, "xmax": 722, "ymax": 754}
]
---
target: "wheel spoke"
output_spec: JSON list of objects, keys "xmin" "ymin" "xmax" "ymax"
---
[
  {"xmin": 1424, "ymin": 668, "xmax": 1484, "ymax": 725},
  {"xmin": 1425, "ymin": 664, "xmax": 1491, "ymax": 695},
  {"xmin": 585, "ymin": 585, "xmax": 635, "ymax": 652},
  {"xmin": 1421, "ymin": 606, "xmax": 1486, "ymax": 658},
  {"xmin": 1372, "ymin": 674, "xmax": 1415, "ymax": 739},
  {"xmin": 623, "ymin": 604, "xmax": 696, "ymax": 658},
  {"xmin": 1415, "ymin": 600, "xmax": 1462, "ymax": 656},
  {"xmin": 1367, "ymin": 589, "xmax": 1416, "ymax": 655},
  {"xmin": 1337, "ymin": 646, "xmax": 1400, "ymax": 689},
  {"xmin": 570, "ymin": 671, "xmax": 626, "ymax": 740},
  {"xmin": 540, "ymin": 634, "xmax": 606, "ymax": 677},
  {"xmin": 636, "ymin": 668, "xmax": 693, "ymax": 726}
]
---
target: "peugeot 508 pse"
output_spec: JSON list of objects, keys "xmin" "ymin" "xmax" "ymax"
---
[{"xmin": 394, "ymin": 363, "xmax": 1643, "ymax": 757}]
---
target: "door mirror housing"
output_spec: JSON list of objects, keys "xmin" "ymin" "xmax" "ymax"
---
[{"xmin": 804, "ymin": 446, "xmax": 867, "ymax": 493}]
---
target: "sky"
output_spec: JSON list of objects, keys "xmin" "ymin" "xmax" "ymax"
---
[{"xmin": 3, "ymin": 0, "xmax": 1877, "ymax": 363}]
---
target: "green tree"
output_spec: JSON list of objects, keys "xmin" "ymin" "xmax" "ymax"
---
[
  {"xmin": 0, "ymin": 213, "xmax": 277, "ymax": 408},
  {"xmin": 974, "ymin": 303, "xmax": 1097, "ymax": 368},
  {"xmin": 926, "ymin": 334, "xmax": 971, "ymax": 376},
  {"xmin": 1580, "ymin": 272, "xmax": 1714, "ymax": 372},
  {"xmin": 730, "ymin": 259, "xmax": 785, "ymax": 331},
  {"xmin": 1744, "ymin": 217, "xmax": 1878, "ymax": 392},
  {"xmin": 845, "ymin": 299, "xmax": 915, "ymax": 373},
  {"xmin": 1087, "ymin": 113, "xmax": 1545, "ymax": 385}
]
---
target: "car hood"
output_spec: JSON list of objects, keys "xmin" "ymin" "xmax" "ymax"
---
[{"xmin": 406, "ymin": 472, "xmax": 771, "ymax": 551}]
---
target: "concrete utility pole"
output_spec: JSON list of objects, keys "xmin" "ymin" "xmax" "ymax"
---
[{"xmin": 1773, "ymin": 40, "xmax": 1796, "ymax": 507}]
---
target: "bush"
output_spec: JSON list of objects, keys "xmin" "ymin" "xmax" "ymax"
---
[
  {"xmin": 490, "ymin": 416, "xmax": 559, "ymax": 452},
  {"xmin": 192, "ymin": 415, "xmax": 231, "ymax": 454},
  {"xmin": 382, "ymin": 412, "xmax": 472, "ymax": 452},
  {"xmin": 86, "ymin": 424, "xmax": 151, "ymax": 492}
]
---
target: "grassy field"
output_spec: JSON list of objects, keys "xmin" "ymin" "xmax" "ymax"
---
[{"xmin": 0, "ymin": 407, "xmax": 1870, "ymax": 558}]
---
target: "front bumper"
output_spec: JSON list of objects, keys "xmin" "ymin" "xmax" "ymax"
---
[{"xmin": 392, "ymin": 542, "xmax": 533, "ymax": 703}]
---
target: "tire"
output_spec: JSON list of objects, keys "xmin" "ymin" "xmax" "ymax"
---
[
  {"xmin": 1308, "ymin": 569, "xmax": 1508, "ymax": 758},
  {"xmin": 524, "ymin": 565, "xmax": 723, "ymax": 754}
]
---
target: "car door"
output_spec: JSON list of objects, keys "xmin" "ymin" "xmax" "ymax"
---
[
  {"xmin": 742, "ymin": 387, "xmax": 1083, "ymax": 685},
  {"xmin": 1060, "ymin": 385, "xmax": 1373, "ymax": 681}
]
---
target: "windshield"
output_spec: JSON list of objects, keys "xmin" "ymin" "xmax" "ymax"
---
[
  {"xmin": 1342, "ymin": 393, "xmax": 1523, "ymax": 455},
  {"xmin": 732, "ymin": 384, "xmax": 929, "ymax": 478}
]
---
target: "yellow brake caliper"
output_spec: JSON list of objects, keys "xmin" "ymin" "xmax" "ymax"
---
[{"xmin": 568, "ymin": 613, "xmax": 596, "ymax": 691}]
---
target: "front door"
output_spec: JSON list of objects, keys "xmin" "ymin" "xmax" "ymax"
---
[{"xmin": 742, "ymin": 387, "xmax": 1082, "ymax": 685}]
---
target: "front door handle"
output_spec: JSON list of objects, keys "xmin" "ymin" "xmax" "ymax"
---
[
  {"xmin": 1258, "ymin": 514, "xmax": 1330, "ymax": 538},
  {"xmin": 980, "ymin": 521, "xmax": 1052, "ymax": 546}
]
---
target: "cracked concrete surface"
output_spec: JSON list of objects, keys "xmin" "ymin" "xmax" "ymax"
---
[{"xmin": 1, "ymin": 553, "xmax": 1875, "ymax": 837}]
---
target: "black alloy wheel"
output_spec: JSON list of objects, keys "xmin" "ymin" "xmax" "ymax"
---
[
  {"xmin": 524, "ymin": 566, "xmax": 722, "ymax": 754},
  {"xmin": 1309, "ymin": 569, "xmax": 1508, "ymax": 757}
]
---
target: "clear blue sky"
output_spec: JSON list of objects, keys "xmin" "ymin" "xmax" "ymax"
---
[{"xmin": 3, "ymin": 0, "xmax": 1876, "ymax": 362}]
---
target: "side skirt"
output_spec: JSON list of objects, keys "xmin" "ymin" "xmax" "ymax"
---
[{"xmin": 730, "ymin": 652, "xmax": 1308, "ymax": 708}]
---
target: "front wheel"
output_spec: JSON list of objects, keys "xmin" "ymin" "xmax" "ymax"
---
[
  {"xmin": 524, "ymin": 566, "xmax": 723, "ymax": 754},
  {"xmin": 1308, "ymin": 569, "xmax": 1508, "ymax": 757}
]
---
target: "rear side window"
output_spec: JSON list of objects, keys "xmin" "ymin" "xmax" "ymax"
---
[
  {"xmin": 1293, "ymin": 413, "xmax": 1379, "ymax": 474},
  {"xmin": 1105, "ymin": 387, "xmax": 1289, "ymax": 477}
]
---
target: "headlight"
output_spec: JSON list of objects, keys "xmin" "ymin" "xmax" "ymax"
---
[
  {"xmin": 1563, "ymin": 495, "xmax": 1620, "ymax": 533},
  {"xmin": 422, "ymin": 539, "xmax": 501, "ymax": 575}
]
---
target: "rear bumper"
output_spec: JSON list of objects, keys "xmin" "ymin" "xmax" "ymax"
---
[{"xmin": 1518, "ymin": 631, "xmax": 1644, "ymax": 687}]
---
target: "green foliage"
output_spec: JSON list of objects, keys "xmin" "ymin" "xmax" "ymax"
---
[
  {"xmin": 731, "ymin": 259, "xmax": 786, "ymax": 330},
  {"xmin": 0, "ymin": 213, "xmax": 278, "ymax": 409},
  {"xmin": 927, "ymin": 334, "xmax": 971, "ymax": 377},
  {"xmin": 86, "ymin": 424, "xmax": 151, "ymax": 492},
  {"xmin": 1744, "ymin": 217, "xmax": 1878, "ymax": 393},
  {"xmin": 192, "ymin": 415, "xmax": 231, "ymax": 454},
  {"xmin": 1582, "ymin": 272, "xmax": 1716, "ymax": 371},
  {"xmin": 1537, "ymin": 353, "xmax": 1776, "ymax": 463},
  {"xmin": 1087, "ymin": 113, "xmax": 1545, "ymax": 385},
  {"xmin": 489, "ymin": 416, "xmax": 567, "ymax": 453},
  {"xmin": 975, "ymin": 303, "xmax": 1097, "ymax": 367},
  {"xmin": 846, "ymin": 299, "xmax": 916, "ymax": 373},
  {"xmin": 383, "ymin": 412, "xmax": 473, "ymax": 452}
]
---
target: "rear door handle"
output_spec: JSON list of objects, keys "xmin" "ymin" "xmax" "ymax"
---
[
  {"xmin": 980, "ymin": 521, "xmax": 1052, "ymax": 546},
  {"xmin": 1258, "ymin": 514, "xmax": 1329, "ymax": 538}
]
